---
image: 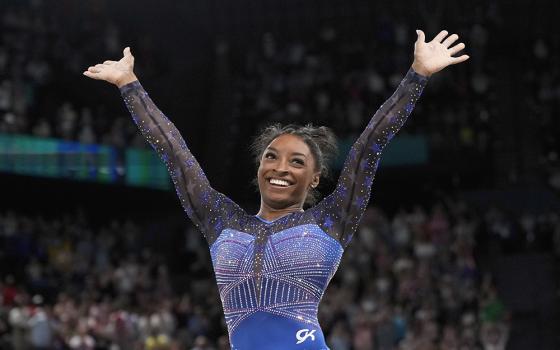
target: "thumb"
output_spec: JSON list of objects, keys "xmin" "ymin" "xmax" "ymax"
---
[
  {"xmin": 123, "ymin": 47, "xmax": 134, "ymax": 60},
  {"xmin": 415, "ymin": 29, "xmax": 426, "ymax": 44}
]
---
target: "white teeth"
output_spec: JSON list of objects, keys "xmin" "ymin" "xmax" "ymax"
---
[{"xmin": 269, "ymin": 178, "xmax": 290, "ymax": 187}]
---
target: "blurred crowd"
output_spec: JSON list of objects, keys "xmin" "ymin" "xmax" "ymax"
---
[
  {"xmin": 3, "ymin": 0, "xmax": 558, "ymax": 190},
  {"xmin": 525, "ymin": 37, "xmax": 560, "ymax": 191},
  {"xmin": 0, "ymin": 0, "xmax": 147, "ymax": 148},
  {"xmin": 0, "ymin": 210, "xmax": 228, "ymax": 350},
  {"xmin": 0, "ymin": 0, "xmax": 501, "ymax": 158},
  {"xmin": 2, "ymin": 0, "xmax": 559, "ymax": 186},
  {"xmin": 228, "ymin": 21, "xmax": 495, "ymax": 160},
  {"xmin": 2, "ymin": 196, "xmax": 558, "ymax": 349}
]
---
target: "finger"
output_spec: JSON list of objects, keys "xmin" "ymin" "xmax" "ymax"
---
[
  {"xmin": 123, "ymin": 46, "xmax": 134, "ymax": 64},
  {"xmin": 83, "ymin": 71, "xmax": 101, "ymax": 79},
  {"xmin": 450, "ymin": 55, "xmax": 470, "ymax": 65},
  {"xmin": 94, "ymin": 64, "xmax": 105, "ymax": 69},
  {"xmin": 448, "ymin": 42, "xmax": 465, "ymax": 56},
  {"xmin": 87, "ymin": 66, "xmax": 102, "ymax": 73},
  {"xmin": 124, "ymin": 47, "xmax": 134, "ymax": 59},
  {"xmin": 442, "ymin": 33, "xmax": 459, "ymax": 48},
  {"xmin": 415, "ymin": 29, "xmax": 426, "ymax": 44},
  {"xmin": 103, "ymin": 60, "xmax": 117, "ymax": 65},
  {"xmin": 432, "ymin": 30, "xmax": 449, "ymax": 43}
]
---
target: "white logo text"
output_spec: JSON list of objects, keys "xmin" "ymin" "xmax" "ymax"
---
[{"xmin": 296, "ymin": 329, "xmax": 316, "ymax": 344}]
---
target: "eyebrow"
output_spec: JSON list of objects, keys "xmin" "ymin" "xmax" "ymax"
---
[{"xmin": 266, "ymin": 147, "xmax": 308, "ymax": 158}]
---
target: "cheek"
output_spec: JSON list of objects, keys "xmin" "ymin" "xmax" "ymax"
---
[
  {"xmin": 257, "ymin": 164, "xmax": 268, "ymax": 188},
  {"xmin": 257, "ymin": 163, "xmax": 265, "ymax": 178},
  {"xmin": 295, "ymin": 171, "xmax": 313, "ymax": 190}
]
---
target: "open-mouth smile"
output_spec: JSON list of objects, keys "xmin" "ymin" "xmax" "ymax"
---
[{"xmin": 267, "ymin": 178, "xmax": 293, "ymax": 187}]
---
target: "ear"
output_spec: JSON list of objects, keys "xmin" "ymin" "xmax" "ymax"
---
[{"xmin": 310, "ymin": 173, "xmax": 320, "ymax": 189}]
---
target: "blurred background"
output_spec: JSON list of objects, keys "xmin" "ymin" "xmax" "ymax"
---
[{"xmin": 0, "ymin": 0, "xmax": 559, "ymax": 349}]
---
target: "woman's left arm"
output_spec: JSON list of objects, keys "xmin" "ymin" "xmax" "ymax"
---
[{"xmin": 314, "ymin": 30, "xmax": 468, "ymax": 247}]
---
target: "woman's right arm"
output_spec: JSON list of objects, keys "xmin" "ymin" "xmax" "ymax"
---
[{"xmin": 84, "ymin": 48, "xmax": 242, "ymax": 244}]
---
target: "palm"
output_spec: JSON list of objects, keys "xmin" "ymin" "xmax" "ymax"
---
[
  {"xmin": 83, "ymin": 47, "xmax": 136, "ymax": 87},
  {"xmin": 413, "ymin": 30, "xmax": 469, "ymax": 76}
]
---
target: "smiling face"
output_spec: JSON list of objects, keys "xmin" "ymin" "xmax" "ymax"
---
[{"xmin": 257, "ymin": 134, "xmax": 321, "ymax": 210}]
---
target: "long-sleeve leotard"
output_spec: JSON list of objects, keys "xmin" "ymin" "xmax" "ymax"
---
[{"xmin": 120, "ymin": 68, "xmax": 428, "ymax": 350}]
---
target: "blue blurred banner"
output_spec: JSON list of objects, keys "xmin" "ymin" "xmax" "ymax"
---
[
  {"xmin": 335, "ymin": 135, "xmax": 428, "ymax": 169},
  {"xmin": 0, "ymin": 134, "xmax": 170, "ymax": 190}
]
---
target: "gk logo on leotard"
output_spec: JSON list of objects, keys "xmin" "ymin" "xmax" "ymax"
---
[{"xmin": 296, "ymin": 329, "xmax": 316, "ymax": 344}]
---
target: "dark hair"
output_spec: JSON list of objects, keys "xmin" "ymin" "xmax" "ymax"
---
[{"xmin": 251, "ymin": 123, "xmax": 338, "ymax": 205}]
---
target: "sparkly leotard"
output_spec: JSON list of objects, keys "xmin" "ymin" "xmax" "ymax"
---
[{"xmin": 120, "ymin": 68, "xmax": 428, "ymax": 349}]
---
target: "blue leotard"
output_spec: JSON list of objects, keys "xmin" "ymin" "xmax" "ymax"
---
[{"xmin": 120, "ymin": 68, "xmax": 428, "ymax": 349}]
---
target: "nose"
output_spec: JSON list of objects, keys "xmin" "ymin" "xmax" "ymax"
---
[{"xmin": 273, "ymin": 157, "xmax": 290, "ymax": 173}]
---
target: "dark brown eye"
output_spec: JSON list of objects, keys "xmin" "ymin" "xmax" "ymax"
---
[
  {"xmin": 292, "ymin": 158, "xmax": 304, "ymax": 165},
  {"xmin": 264, "ymin": 152, "xmax": 276, "ymax": 159}
]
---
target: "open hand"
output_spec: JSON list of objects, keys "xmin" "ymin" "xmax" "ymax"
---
[
  {"xmin": 83, "ymin": 47, "xmax": 137, "ymax": 87},
  {"xmin": 411, "ymin": 30, "xmax": 469, "ymax": 77}
]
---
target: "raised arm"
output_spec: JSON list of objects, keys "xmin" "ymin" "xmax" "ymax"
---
[
  {"xmin": 313, "ymin": 30, "xmax": 469, "ymax": 247},
  {"xmin": 84, "ymin": 48, "xmax": 243, "ymax": 244}
]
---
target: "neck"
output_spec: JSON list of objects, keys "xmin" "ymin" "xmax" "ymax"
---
[{"xmin": 257, "ymin": 201, "xmax": 304, "ymax": 221}]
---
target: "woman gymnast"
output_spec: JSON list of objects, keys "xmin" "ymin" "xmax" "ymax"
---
[{"xmin": 84, "ymin": 29, "xmax": 468, "ymax": 349}]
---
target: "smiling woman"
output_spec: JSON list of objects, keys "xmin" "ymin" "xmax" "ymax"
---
[
  {"xmin": 258, "ymin": 133, "xmax": 322, "ymax": 218},
  {"xmin": 84, "ymin": 29, "xmax": 468, "ymax": 349},
  {"xmin": 251, "ymin": 124, "xmax": 338, "ymax": 209}
]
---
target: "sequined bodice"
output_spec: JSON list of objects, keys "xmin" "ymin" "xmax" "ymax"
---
[
  {"xmin": 120, "ymin": 68, "xmax": 428, "ymax": 349},
  {"xmin": 211, "ymin": 220, "xmax": 344, "ymax": 335}
]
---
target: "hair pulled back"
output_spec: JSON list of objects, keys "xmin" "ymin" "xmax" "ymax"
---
[{"xmin": 251, "ymin": 123, "xmax": 338, "ymax": 206}]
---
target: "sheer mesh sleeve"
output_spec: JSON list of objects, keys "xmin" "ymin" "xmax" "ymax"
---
[
  {"xmin": 312, "ymin": 68, "xmax": 429, "ymax": 248},
  {"xmin": 120, "ymin": 81, "xmax": 244, "ymax": 245}
]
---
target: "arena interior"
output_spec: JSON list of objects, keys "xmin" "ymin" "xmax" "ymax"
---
[{"xmin": 0, "ymin": 0, "xmax": 559, "ymax": 349}]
